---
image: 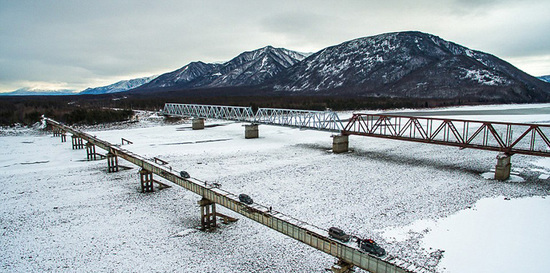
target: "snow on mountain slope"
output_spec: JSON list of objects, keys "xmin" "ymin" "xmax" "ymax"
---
[
  {"xmin": 80, "ymin": 75, "xmax": 157, "ymax": 95},
  {"xmin": 0, "ymin": 88, "xmax": 77, "ymax": 96},
  {"xmin": 137, "ymin": 46, "xmax": 309, "ymax": 91},
  {"xmin": 272, "ymin": 31, "xmax": 550, "ymax": 102}
]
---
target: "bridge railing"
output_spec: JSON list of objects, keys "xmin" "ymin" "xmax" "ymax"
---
[{"xmin": 343, "ymin": 114, "xmax": 550, "ymax": 157}]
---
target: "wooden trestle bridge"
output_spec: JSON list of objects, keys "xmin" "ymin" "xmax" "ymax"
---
[{"xmin": 45, "ymin": 117, "xmax": 429, "ymax": 273}]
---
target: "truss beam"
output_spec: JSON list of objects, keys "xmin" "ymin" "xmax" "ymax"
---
[{"xmin": 343, "ymin": 114, "xmax": 550, "ymax": 157}]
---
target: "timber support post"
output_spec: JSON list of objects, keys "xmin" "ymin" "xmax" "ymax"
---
[
  {"xmin": 86, "ymin": 142, "xmax": 97, "ymax": 161},
  {"xmin": 198, "ymin": 198, "xmax": 216, "ymax": 230},
  {"xmin": 71, "ymin": 135, "xmax": 84, "ymax": 149},
  {"xmin": 244, "ymin": 124, "xmax": 259, "ymax": 139},
  {"xmin": 107, "ymin": 152, "xmax": 119, "ymax": 173},
  {"xmin": 53, "ymin": 127, "xmax": 60, "ymax": 137},
  {"xmin": 139, "ymin": 168, "xmax": 154, "ymax": 193},
  {"xmin": 332, "ymin": 134, "xmax": 349, "ymax": 153},
  {"xmin": 192, "ymin": 118, "xmax": 205, "ymax": 130},
  {"xmin": 60, "ymin": 133, "xmax": 67, "ymax": 142},
  {"xmin": 495, "ymin": 152, "xmax": 512, "ymax": 180}
]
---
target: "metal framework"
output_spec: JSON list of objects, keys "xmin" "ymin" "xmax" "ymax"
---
[
  {"xmin": 343, "ymin": 114, "xmax": 550, "ymax": 157},
  {"xmin": 162, "ymin": 103, "xmax": 254, "ymax": 122},
  {"xmin": 254, "ymin": 108, "xmax": 344, "ymax": 132},
  {"xmin": 162, "ymin": 103, "xmax": 345, "ymax": 132},
  {"xmin": 45, "ymin": 117, "xmax": 429, "ymax": 273}
]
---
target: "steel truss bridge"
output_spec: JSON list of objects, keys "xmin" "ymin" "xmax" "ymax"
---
[
  {"xmin": 163, "ymin": 103, "xmax": 550, "ymax": 157},
  {"xmin": 162, "ymin": 103, "xmax": 344, "ymax": 132},
  {"xmin": 45, "ymin": 117, "xmax": 428, "ymax": 273},
  {"xmin": 343, "ymin": 114, "xmax": 550, "ymax": 157}
]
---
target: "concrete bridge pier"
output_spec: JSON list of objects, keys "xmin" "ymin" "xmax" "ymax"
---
[
  {"xmin": 198, "ymin": 198, "xmax": 216, "ymax": 230},
  {"xmin": 71, "ymin": 135, "xmax": 84, "ymax": 149},
  {"xmin": 86, "ymin": 142, "xmax": 97, "ymax": 161},
  {"xmin": 245, "ymin": 124, "xmax": 259, "ymax": 139},
  {"xmin": 332, "ymin": 134, "xmax": 349, "ymax": 153},
  {"xmin": 495, "ymin": 152, "xmax": 512, "ymax": 180},
  {"xmin": 192, "ymin": 118, "xmax": 205, "ymax": 130},
  {"xmin": 107, "ymin": 152, "xmax": 119, "ymax": 173},
  {"xmin": 139, "ymin": 168, "xmax": 154, "ymax": 193}
]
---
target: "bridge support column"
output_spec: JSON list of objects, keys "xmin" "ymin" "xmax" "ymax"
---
[
  {"xmin": 198, "ymin": 198, "xmax": 216, "ymax": 230},
  {"xmin": 60, "ymin": 133, "xmax": 67, "ymax": 142},
  {"xmin": 329, "ymin": 260, "xmax": 354, "ymax": 273},
  {"xmin": 71, "ymin": 135, "xmax": 84, "ymax": 149},
  {"xmin": 107, "ymin": 152, "xmax": 119, "ymax": 173},
  {"xmin": 139, "ymin": 168, "xmax": 154, "ymax": 193},
  {"xmin": 86, "ymin": 142, "xmax": 97, "ymax": 161},
  {"xmin": 332, "ymin": 134, "xmax": 349, "ymax": 153},
  {"xmin": 52, "ymin": 127, "xmax": 60, "ymax": 137},
  {"xmin": 192, "ymin": 118, "xmax": 205, "ymax": 130},
  {"xmin": 245, "ymin": 124, "xmax": 259, "ymax": 139},
  {"xmin": 495, "ymin": 152, "xmax": 512, "ymax": 180}
]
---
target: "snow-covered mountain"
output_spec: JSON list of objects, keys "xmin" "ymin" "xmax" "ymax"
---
[
  {"xmin": 0, "ymin": 88, "xmax": 77, "ymax": 96},
  {"xmin": 539, "ymin": 75, "xmax": 550, "ymax": 83},
  {"xmin": 272, "ymin": 31, "xmax": 550, "ymax": 102},
  {"xmin": 136, "ymin": 46, "xmax": 309, "ymax": 91},
  {"xmin": 80, "ymin": 75, "xmax": 157, "ymax": 95}
]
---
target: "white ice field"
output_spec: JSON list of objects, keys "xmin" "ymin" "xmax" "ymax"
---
[{"xmin": 1, "ymin": 103, "xmax": 550, "ymax": 272}]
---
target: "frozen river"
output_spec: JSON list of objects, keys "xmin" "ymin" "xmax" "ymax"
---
[{"xmin": 1, "ymin": 103, "xmax": 549, "ymax": 272}]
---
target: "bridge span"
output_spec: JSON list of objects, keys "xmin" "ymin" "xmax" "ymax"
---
[
  {"xmin": 162, "ymin": 103, "xmax": 344, "ymax": 132},
  {"xmin": 162, "ymin": 103, "xmax": 550, "ymax": 180},
  {"xmin": 45, "ymin": 117, "xmax": 429, "ymax": 273}
]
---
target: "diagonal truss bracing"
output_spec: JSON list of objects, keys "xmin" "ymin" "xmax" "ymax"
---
[
  {"xmin": 254, "ymin": 108, "xmax": 344, "ymax": 132},
  {"xmin": 343, "ymin": 114, "xmax": 550, "ymax": 157},
  {"xmin": 163, "ymin": 103, "xmax": 254, "ymax": 122},
  {"xmin": 162, "ymin": 103, "xmax": 345, "ymax": 132}
]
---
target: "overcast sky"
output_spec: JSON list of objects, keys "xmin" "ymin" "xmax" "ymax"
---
[{"xmin": 1, "ymin": 0, "xmax": 549, "ymax": 93}]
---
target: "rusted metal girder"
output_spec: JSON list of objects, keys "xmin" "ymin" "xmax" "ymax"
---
[{"xmin": 343, "ymin": 114, "xmax": 550, "ymax": 157}]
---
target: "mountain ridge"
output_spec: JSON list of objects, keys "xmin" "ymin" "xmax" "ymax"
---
[
  {"xmin": 136, "ymin": 46, "xmax": 309, "ymax": 91},
  {"xmin": 269, "ymin": 31, "xmax": 550, "ymax": 103}
]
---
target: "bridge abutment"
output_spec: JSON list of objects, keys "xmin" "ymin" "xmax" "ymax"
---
[
  {"xmin": 139, "ymin": 168, "xmax": 154, "ymax": 192},
  {"xmin": 107, "ymin": 152, "xmax": 119, "ymax": 173},
  {"xmin": 198, "ymin": 198, "xmax": 217, "ymax": 230},
  {"xmin": 495, "ymin": 152, "xmax": 512, "ymax": 180},
  {"xmin": 245, "ymin": 124, "xmax": 259, "ymax": 139},
  {"xmin": 332, "ymin": 134, "xmax": 349, "ymax": 153},
  {"xmin": 192, "ymin": 118, "xmax": 205, "ymax": 130}
]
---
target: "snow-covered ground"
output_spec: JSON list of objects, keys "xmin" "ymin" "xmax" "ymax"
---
[{"xmin": 1, "ymin": 105, "xmax": 549, "ymax": 272}]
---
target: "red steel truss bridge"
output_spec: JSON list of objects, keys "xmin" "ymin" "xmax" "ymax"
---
[{"xmin": 342, "ymin": 114, "xmax": 550, "ymax": 157}]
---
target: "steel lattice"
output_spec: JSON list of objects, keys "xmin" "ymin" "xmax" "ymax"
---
[
  {"xmin": 162, "ymin": 103, "xmax": 254, "ymax": 122},
  {"xmin": 343, "ymin": 114, "xmax": 550, "ymax": 157},
  {"xmin": 162, "ymin": 103, "xmax": 344, "ymax": 132}
]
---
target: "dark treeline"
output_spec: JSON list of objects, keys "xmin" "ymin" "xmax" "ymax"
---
[{"xmin": 0, "ymin": 90, "xmax": 491, "ymax": 126}]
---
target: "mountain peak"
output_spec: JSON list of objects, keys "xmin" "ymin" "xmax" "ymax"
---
[{"xmin": 137, "ymin": 46, "xmax": 308, "ymax": 91}]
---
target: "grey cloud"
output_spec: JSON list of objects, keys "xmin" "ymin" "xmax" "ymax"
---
[{"xmin": 1, "ymin": 0, "xmax": 549, "ymax": 92}]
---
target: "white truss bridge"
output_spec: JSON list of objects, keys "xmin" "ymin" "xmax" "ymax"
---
[{"xmin": 162, "ymin": 103, "xmax": 345, "ymax": 132}]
